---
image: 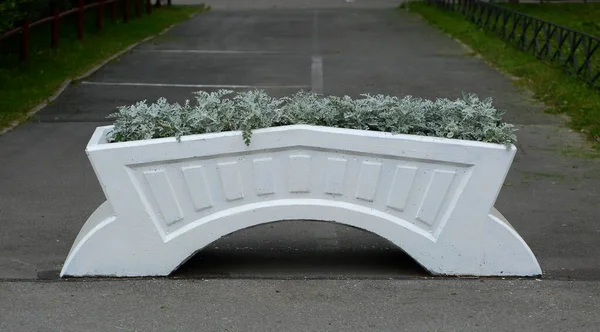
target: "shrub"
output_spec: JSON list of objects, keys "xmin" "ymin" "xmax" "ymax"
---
[{"xmin": 107, "ymin": 90, "xmax": 517, "ymax": 146}]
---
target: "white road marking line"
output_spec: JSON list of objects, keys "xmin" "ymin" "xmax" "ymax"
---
[
  {"xmin": 311, "ymin": 10, "xmax": 324, "ymax": 94},
  {"xmin": 311, "ymin": 56, "xmax": 323, "ymax": 94},
  {"xmin": 81, "ymin": 81, "xmax": 310, "ymax": 89},
  {"xmin": 137, "ymin": 49, "xmax": 286, "ymax": 54}
]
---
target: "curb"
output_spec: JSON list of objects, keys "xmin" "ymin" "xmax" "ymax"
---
[{"xmin": 0, "ymin": 12, "xmax": 200, "ymax": 136}]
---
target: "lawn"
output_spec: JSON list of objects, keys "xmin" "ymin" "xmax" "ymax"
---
[
  {"xmin": 501, "ymin": 3, "xmax": 600, "ymax": 38},
  {"xmin": 0, "ymin": 4, "xmax": 204, "ymax": 130},
  {"xmin": 406, "ymin": 2, "xmax": 600, "ymax": 147}
]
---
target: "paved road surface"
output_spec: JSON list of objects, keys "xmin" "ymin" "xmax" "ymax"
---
[{"xmin": 1, "ymin": 0, "xmax": 600, "ymax": 330}]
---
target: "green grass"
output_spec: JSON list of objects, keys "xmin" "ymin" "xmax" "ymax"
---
[
  {"xmin": 500, "ymin": 3, "xmax": 600, "ymax": 38},
  {"xmin": 406, "ymin": 2, "xmax": 600, "ymax": 147},
  {"xmin": 0, "ymin": 5, "xmax": 204, "ymax": 130}
]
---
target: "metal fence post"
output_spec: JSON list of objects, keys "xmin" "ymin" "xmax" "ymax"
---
[
  {"xmin": 51, "ymin": 2, "xmax": 60, "ymax": 48},
  {"xmin": 98, "ymin": 0, "xmax": 105, "ymax": 29},
  {"xmin": 111, "ymin": 0, "xmax": 117, "ymax": 20},
  {"xmin": 78, "ymin": 0, "xmax": 84, "ymax": 39},
  {"xmin": 124, "ymin": 0, "xmax": 130, "ymax": 22},
  {"xmin": 136, "ymin": 0, "xmax": 142, "ymax": 17},
  {"xmin": 21, "ymin": 19, "xmax": 30, "ymax": 61}
]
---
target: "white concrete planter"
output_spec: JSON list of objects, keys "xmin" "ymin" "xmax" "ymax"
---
[{"xmin": 61, "ymin": 125, "xmax": 541, "ymax": 277}]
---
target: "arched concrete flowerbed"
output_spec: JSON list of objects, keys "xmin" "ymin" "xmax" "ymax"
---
[{"xmin": 61, "ymin": 124, "xmax": 542, "ymax": 277}]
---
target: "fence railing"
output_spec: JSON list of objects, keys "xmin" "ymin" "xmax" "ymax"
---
[
  {"xmin": 0, "ymin": 0, "xmax": 171, "ymax": 61},
  {"xmin": 428, "ymin": 0, "xmax": 600, "ymax": 89}
]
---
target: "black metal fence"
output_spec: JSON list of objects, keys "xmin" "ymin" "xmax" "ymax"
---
[{"xmin": 428, "ymin": 0, "xmax": 600, "ymax": 89}]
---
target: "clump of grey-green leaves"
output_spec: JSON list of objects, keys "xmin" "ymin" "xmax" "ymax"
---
[{"xmin": 107, "ymin": 90, "xmax": 517, "ymax": 146}]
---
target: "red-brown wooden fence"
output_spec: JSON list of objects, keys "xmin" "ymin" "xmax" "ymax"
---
[{"xmin": 0, "ymin": 0, "xmax": 169, "ymax": 61}]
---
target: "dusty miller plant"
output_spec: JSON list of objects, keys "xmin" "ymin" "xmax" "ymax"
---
[{"xmin": 107, "ymin": 90, "xmax": 517, "ymax": 146}]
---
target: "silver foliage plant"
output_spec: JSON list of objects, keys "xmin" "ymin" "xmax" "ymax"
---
[{"xmin": 107, "ymin": 90, "xmax": 517, "ymax": 146}]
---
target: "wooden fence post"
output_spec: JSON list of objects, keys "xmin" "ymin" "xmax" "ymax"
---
[
  {"xmin": 146, "ymin": 0, "xmax": 152, "ymax": 14},
  {"xmin": 21, "ymin": 19, "xmax": 30, "ymax": 61},
  {"xmin": 78, "ymin": 0, "xmax": 84, "ymax": 40},
  {"xmin": 51, "ymin": 2, "xmax": 60, "ymax": 48}
]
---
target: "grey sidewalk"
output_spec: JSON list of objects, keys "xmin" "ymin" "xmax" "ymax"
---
[{"xmin": 1, "ymin": 2, "xmax": 600, "ymax": 331}]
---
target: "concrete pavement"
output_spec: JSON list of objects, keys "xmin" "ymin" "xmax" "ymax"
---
[
  {"xmin": 1, "ymin": 1, "xmax": 600, "ymax": 330},
  {"xmin": 1, "ymin": 279, "xmax": 599, "ymax": 332}
]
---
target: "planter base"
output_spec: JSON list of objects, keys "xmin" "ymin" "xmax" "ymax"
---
[
  {"xmin": 61, "ymin": 125, "xmax": 542, "ymax": 277},
  {"xmin": 61, "ymin": 199, "xmax": 541, "ymax": 277}
]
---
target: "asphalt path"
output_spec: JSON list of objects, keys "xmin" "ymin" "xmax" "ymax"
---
[{"xmin": 1, "ymin": 1, "xmax": 599, "ymax": 330}]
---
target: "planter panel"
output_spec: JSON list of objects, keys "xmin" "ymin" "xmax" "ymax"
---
[{"xmin": 61, "ymin": 125, "xmax": 542, "ymax": 277}]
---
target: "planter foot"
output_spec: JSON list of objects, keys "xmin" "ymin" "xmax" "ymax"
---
[
  {"xmin": 61, "ymin": 199, "xmax": 541, "ymax": 277},
  {"xmin": 479, "ymin": 207, "xmax": 542, "ymax": 277}
]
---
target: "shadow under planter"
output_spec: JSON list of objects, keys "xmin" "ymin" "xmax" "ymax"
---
[
  {"xmin": 61, "ymin": 125, "xmax": 542, "ymax": 277},
  {"xmin": 170, "ymin": 220, "xmax": 430, "ymax": 279}
]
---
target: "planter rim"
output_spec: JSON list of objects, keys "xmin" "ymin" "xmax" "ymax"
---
[{"xmin": 89, "ymin": 124, "xmax": 516, "ymax": 152}]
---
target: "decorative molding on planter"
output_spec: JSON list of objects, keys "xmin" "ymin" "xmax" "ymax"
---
[{"xmin": 61, "ymin": 125, "xmax": 542, "ymax": 277}]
